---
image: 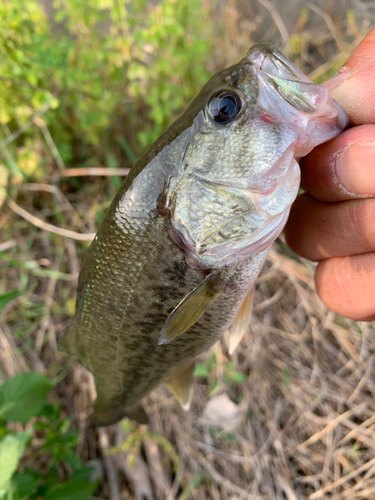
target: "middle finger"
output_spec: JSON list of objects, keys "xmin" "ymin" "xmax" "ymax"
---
[{"xmin": 284, "ymin": 195, "xmax": 375, "ymax": 261}]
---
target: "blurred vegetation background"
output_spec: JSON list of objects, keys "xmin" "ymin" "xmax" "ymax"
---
[{"xmin": 0, "ymin": 0, "xmax": 374, "ymax": 499}]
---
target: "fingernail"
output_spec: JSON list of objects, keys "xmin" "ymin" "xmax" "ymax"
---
[
  {"xmin": 336, "ymin": 142, "xmax": 375, "ymax": 195},
  {"xmin": 323, "ymin": 71, "xmax": 350, "ymax": 91}
]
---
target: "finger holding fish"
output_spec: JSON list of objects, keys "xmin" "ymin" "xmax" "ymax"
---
[{"xmin": 285, "ymin": 28, "xmax": 375, "ymax": 321}]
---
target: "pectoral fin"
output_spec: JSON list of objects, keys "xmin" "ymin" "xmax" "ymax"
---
[
  {"xmin": 164, "ymin": 360, "xmax": 195, "ymax": 410},
  {"xmin": 228, "ymin": 285, "xmax": 255, "ymax": 355},
  {"xmin": 158, "ymin": 273, "xmax": 224, "ymax": 345}
]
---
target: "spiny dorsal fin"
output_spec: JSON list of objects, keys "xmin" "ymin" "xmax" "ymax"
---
[
  {"xmin": 228, "ymin": 285, "xmax": 255, "ymax": 355},
  {"xmin": 158, "ymin": 273, "xmax": 224, "ymax": 345},
  {"xmin": 164, "ymin": 360, "xmax": 195, "ymax": 410}
]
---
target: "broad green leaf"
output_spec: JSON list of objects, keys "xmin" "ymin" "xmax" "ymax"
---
[
  {"xmin": 44, "ymin": 480, "xmax": 98, "ymax": 500},
  {"xmin": 0, "ymin": 431, "xmax": 32, "ymax": 495},
  {"xmin": 70, "ymin": 465, "xmax": 96, "ymax": 482},
  {"xmin": 10, "ymin": 470, "xmax": 41, "ymax": 500},
  {"xmin": 0, "ymin": 373, "xmax": 53, "ymax": 423},
  {"xmin": 0, "ymin": 291, "xmax": 18, "ymax": 314},
  {"xmin": 64, "ymin": 453, "xmax": 82, "ymax": 470}
]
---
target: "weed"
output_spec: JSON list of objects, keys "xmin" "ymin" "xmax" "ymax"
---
[{"xmin": 0, "ymin": 373, "xmax": 98, "ymax": 500}]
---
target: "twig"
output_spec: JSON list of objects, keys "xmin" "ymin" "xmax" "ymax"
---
[
  {"xmin": 0, "ymin": 104, "xmax": 51, "ymax": 151},
  {"xmin": 307, "ymin": 37, "xmax": 361, "ymax": 81},
  {"xmin": 198, "ymin": 456, "xmax": 252, "ymax": 497},
  {"xmin": 142, "ymin": 435, "xmax": 172, "ymax": 500},
  {"xmin": 37, "ymin": 119, "xmax": 66, "ymax": 171},
  {"xmin": 98, "ymin": 428, "xmax": 123, "ymax": 500},
  {"xmin": 309, "ymin": 456, "xmax": 375, "ymax": 499},
  {"xmin": 19, "ymin": 183, "xmax": 86, "ymax": 229},
  {"xmin": 20, "ymin": 183, "xmax": 57, "ymax": 194},
  {"xmin": 35, "ymin": 251, "xmax": 62, "ymax": 354},
  {"xmin": 297, "ymin": 400, "xmax": 374, "ymax": 450},
  {"xmin": 115, "ymin": 427, "xmax": 154, "ymax": 500},
  {"xmin": 55, "ymin": 167, "xmax": 130, "ymax": 178},
  {"xmin": 257, "ymin": 0, "xmax": 289, "ymax": 44},
  {"xmin": 0, "ymin": 325, "xmax": 30, "ymax": 377},
  {"xmin": 267, "ymin": 248, "xmax": 313, "ymax": 285},
  {"xmin": 0, "ymin": 239, "xmax": 18, "ymax": 252},
  {"xmin": 6, "ymin": 198, "xmax": 95, "ymax": 242},
  {"xmin": 254, "ymin": 284, "xmax": 284, "ymax": 311},
  {"xmin": 306, "ymin": 3, "xmax": 345, "ymax": 51}
]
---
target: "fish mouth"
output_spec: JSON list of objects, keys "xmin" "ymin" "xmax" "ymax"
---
[{"xmin": 246, "ymin": 42, "xmax": 349, "ymax": 147}]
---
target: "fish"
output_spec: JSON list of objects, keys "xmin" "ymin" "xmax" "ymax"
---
[{"xmin": 60, "ymin": 42, "xmax": 349, "ymax": 426}]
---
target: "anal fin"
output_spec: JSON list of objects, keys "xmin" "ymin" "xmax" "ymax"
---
[
  {"xmin": 158, "ymin": 272, "xmax": 224, "ymax": 345},
  {"xmin": 228, "ymin": 285, "xmax": 255, "ymax": 355},
  {"xmin": 164, "ymin": 360, "xmax": 195, "ymax": 410}
]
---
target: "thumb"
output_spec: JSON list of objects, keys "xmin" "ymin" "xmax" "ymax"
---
[{"xmin": 324, "ymin": 27, "xmax": 375, "ymax": 125}]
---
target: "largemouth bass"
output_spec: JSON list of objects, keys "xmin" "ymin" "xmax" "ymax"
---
[{"xmin": 61, "ymin": 43, "xmax": 348, "ymax": 426}]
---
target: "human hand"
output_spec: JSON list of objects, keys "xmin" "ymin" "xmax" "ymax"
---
[{"xmin": 284, "ymin": 28, "xmax": 375, "ymax": 321}]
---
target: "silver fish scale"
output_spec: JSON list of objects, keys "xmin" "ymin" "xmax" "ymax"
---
[{"xmin": 74, "ymin": 199, "xmax": 267, "ymax": 413}]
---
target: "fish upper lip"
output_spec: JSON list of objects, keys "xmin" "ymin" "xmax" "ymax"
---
[{"xmin": 246, "ymin": 43, "xmax": 310, "ymax": 83}]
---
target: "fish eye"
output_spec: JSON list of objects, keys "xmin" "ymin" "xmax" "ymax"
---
[{"xmin": 207, "ymin": 91, "xmax": 242, "ymax": 124}]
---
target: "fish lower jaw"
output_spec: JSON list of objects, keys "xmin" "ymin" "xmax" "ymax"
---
[{"xmin": 184, "ymin": 211, "xmax": 289, "ymax": 269}]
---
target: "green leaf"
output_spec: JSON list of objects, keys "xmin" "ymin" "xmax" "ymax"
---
[
  {"xmin": 0, "ymin": 291, "xmax": 18, "ymax": 314},
  {"xmin": 0, "ymin": 373, "xmax": 53, "ymax": 423},
  {"xmin": 44, "ymin": 480, "xmax": 98, "ymax": 500},
  {"xmin": 194, "ymin": 363, "xmax": 210, "ymax": 378},
  {"xmin": 228, "ymin": 371, "xmax": 247, "ymax": 384},
  {"xmin": 10, "ymin": 470, "xmax": 41, "ymax": 500},
  {"xmin": 0, "ymin": 431, "xmax": 32, "ymax": 495},
  {"xmin": 70, "ymin": 466, "xmax": 95, "ymax": 482},
  {"xmin": 64, "ymin": 453, "xmax": 82, "ymax": 470}
]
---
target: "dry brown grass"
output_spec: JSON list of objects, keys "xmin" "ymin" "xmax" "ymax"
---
[{"xmin": 1, "ymin": 1, "xmax": 375, "ymax": 499}]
